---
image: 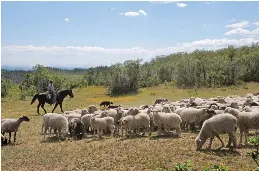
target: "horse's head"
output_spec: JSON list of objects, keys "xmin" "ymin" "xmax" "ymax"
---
[{"xmin": 68, "ymin": 89, "xmax": 74, "ymax": 98}]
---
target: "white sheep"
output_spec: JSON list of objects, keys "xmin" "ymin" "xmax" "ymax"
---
[
  {"xmin": 225, "ymin": 107, "xmax": 259, "ymax": 146},
  {"xmin": 81, "ymin": 114, "xmax": 101, "ymax": 134},
  {"xmin": 195, "ymin": 113, "xmax": 237, "ymax": 151},
  {"xmin": 65, "ymin": 112, "xmax": 82, "ymax": 122},
  {"xmin": 1, "ymin": 116, "xmax": 30, "ymax": 143},
  {"xmin": 118, "ymin": 112, "xmax": 150, "ymax": 137},
  {"xmin": 42, "ymin": 113, "xmax": 69, "ymax": 141},
  {"xmin": 90, "ymin": 116, "xmax": 115, "ymax": 138},
  {"xmin": 152, "ymin": 110, "xmax": 182, "ymax": 137},
  {"xmin": 178, "ymin": 108, "xmax": 215, "ymax": 131},
  {"xmin": 88, "ymin": 105, "xmax": 98, "ymax": 114}
]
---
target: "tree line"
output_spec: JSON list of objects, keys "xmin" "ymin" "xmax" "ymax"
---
[{"xmin": 1, "ymin": 43, "xmax": 259, "ymax": 98}]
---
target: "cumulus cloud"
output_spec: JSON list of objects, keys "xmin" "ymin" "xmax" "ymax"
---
[
  {"xmin": 2, "ymin": 38, "xmax": 259, "ymax": 68},
  {"xmin": 176, "ymin": 2, "xmax": 187, "ymax": 8},
  {"xmin": 205, "ymin": 2, "xmax": 211, "ymax": 4},
  {"xmin": 225, "ymin": 27, "xmax": 259, "ymax": 37},
  {"xmin": 64, "ymin": 18, "xmax": 69, "ymax": 22},
  {"xmin": 119, "ymin": 10, "xmax": 147, "ymax": 17},
  {"xmin": 253, "ymin": 22, "xmax": 259, "ymax": 26},
  {"xmin": 110, "ymin": 8, "xmax": 114, "ymax": 11},
  {"xmin": 226, "ymin": 21, "xmax": 249, "ymax": 28}
]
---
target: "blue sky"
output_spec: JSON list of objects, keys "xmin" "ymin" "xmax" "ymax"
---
[{"xmin": 1, "ymin": 1, "xmax": 259, "ymax": 69}]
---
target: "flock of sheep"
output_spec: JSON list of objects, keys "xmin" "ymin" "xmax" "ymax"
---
[{"xmin": 2, "ymin": 92, "xmax": 259, "ymax": 151}]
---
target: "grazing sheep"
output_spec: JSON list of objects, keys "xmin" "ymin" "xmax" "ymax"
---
[
  {"xmin": 42, "ymin": 113, "xmax": 69, "ymax": 141},
  {"xmin": 195, "ymin": 113, "xmax": 237, "ymax": 151},
  {"xmin": 100, "ymin": 101, "xmax": 113, "ymax": 107},
  {"xmin": 1, "ymin": 116, "xmax": 30, "ymax": 143},
  {"xmin": 152, "ymin": 110, "xmax": 182, "ymax": 137},
  {"xmin": 225, "ymin": 107, "xmax": 259, "ymax": 146},
  {"xmin": 69, "ymin": 118, "xmax": 84, "ymax": 140},
  {"xmin": 90, "ymin": 116, "xmax": 115, "ymax": 138}
]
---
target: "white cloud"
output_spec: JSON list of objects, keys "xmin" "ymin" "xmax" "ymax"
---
[
  {"xmin": 253, "ymin": 22, "xmax": 259, "ymax": 26},
  {"xmin": 225, "ymin": 27, "xmax": 259, "ymax": 37},
  {"xmin": 176, "ymin": 2, "xmax": 187, "ymax": 8},
  {"xmin": 110, "ymin": 8, "xmax": 114, "ymax": 11},
  {"xmin": 149, "ymin": 1, "xmax": 174, "ymax": 4},
  {"xmin": 205, "ymin": 2, "xmax": 211, "ymax": 4},
  {"xmin": 64, "ymin": 18, "xmax": 69, "ymax": 22},
  {"xmin": 2, "ymin": 38, "xmax": 258, "ymax": 68},
  {"xmin": 138, "ymin": 10, "xmax": 147, "ymax": 16},
  {"xmin": 119, "ymin": 10, "xmax": 147, "ymax": 17},
  {"xmin": 226, "ymin": 21, "xmax": 249, "ymax": 28}
]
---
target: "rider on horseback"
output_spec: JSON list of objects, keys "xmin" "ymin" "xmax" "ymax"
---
[{"xmin": 47, "ymin": 80, "xmax": 56, "ymax": 104}]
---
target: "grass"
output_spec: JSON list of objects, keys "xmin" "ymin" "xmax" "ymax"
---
[{"xmin": 2, "ymin": 83, "xmax": 259, "ymax": 171}]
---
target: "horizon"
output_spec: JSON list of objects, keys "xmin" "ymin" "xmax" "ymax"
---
[{"xmin": 2, "ymin": 1, "xmax": 259, "ymax": 69}]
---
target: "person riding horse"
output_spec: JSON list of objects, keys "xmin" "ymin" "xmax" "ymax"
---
[{"xmin": 47, "ymin": 80, "xmax": 56, "ymax": 104}]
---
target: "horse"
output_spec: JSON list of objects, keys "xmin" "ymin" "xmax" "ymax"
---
[{"xmin": 30, "ymin": 89, "xmax": 74, "ymax": 114}]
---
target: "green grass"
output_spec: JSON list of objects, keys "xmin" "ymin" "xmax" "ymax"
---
[{"xmin": 2, "ymin": 83, "xmax": 259, "ymax": 171}]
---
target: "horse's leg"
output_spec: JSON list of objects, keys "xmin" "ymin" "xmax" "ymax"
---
[
  {"xmin": 37, "ymin": 103, "xmax": 41, "ymax": 114},
  {"xmin": 60, "ymin": 103, "xmax": 64, "ymax": 113},
  {"xmin": 52, "ymin": 103, "xmax": 58, "ymax": 113},
  {"xmin": 41, "ymin": 103, "xmax": 47, "ymax": 114}
]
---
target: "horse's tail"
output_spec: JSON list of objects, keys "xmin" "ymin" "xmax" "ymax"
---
[{"xmin": 31, "ymin": 94, "xmax": 39, "ymax": 105}]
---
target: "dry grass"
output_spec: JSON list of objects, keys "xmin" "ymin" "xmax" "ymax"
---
[{"xmin": 2, "ymin": 83, "xmax": 259, "ymax": 171}]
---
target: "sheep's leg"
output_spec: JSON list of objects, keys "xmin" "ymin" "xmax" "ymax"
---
[
  {"xmin": 175, "ymin": 126, "xmax": 181, "ymax": 138},
  {"xmin": 239, "ymin": 129, "xmax": 244, "ymax": 147},
  {"xmin": 244, "ymin": 129, "xmax": 249, "ymax": 145},
  {"xmin": 157, "ymin": 127, "xmax": 162, "ymax": 136},
  {"xmin": 8, "ymin": 132, "xmax": 12, "ymax": 143},
  {"xmin": 207, "ymin": 135, "xmax": 214, "ymax": 150},
  {"xmin": 232, "ymin": 133, "xmax": 237, "ymax": 149},
  {"xmin": 226, "ymin": 135, "xmax": 232, "ymax": 148},
  {"xmin": 215, "ymin": 134, "xmax": 225, "ymax": 149},
  {"xmin": 14, "ymin": 132, "xmax": 17, "ymax": 143},
  {"xmin": 110, "ymin": 126, "xmax": 114, "ymax": 137}
]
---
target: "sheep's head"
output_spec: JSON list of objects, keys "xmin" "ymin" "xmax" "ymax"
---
[
  {"xmin": 195, "ymin": 137, "xmax": 206, "ymax": 151},
  {"xmin": 205, "ymin": 109, "xmax": 216, "ymax": 118},
  {"xmin": 20, "ymin": 116, "xmax": 30, "ymax": 122},
  {"xmin": 88, "ymin": 105, "xmax": 98, "ymax": 113}
]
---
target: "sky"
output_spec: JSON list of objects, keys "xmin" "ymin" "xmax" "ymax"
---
[{"xmin": 1, "ymin": 1, "xmax": 259, "ymax": 69}]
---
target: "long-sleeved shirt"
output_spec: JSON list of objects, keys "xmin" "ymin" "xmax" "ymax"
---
[{"xmin": 47, "ymin": 83, "xmax": 55, "ymax": 92}]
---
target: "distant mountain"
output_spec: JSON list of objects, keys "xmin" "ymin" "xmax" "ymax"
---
[{"xmin": 1, "ymin": 65, "xmax": 32, "ymax": 71}]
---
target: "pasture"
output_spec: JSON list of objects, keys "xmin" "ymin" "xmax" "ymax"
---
[{"xmin": 2, "ymin": 83, "xmax": 259, "ymax": 171}]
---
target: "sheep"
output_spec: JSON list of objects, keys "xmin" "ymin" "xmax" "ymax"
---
[
  {"xmin": 154, "ymin": 99, "xmax": 169, "ymax": 105},
  {"xmin": 68, "ymin": 118, "xmax": 84, "ymax": 140},
  {"xmin": 42, "ymin": 113, "xmax": 69, "ymax": 141},
  {"xmin": 195, "ymin": 113, "xmax": 237, "ymax": 151},
  {"xmin": 178, "ymin": 108, "xmax": 216, "ymax": 131},
  {"xmin": 90, "ymin": 116, "xmax": 115, "ymax": 138},
  {"xmin": 224, "ymin": 107, "xmax": 259, "ymax": 146},
  {"xmin": 118, "ymin": 112, "xmax": 150, "ymax": 137},
  {"xmin": 88, "ymin": 105, "xmax": 98, "ymax": 114},
  {"xmin": 1, "ymin": 116, "xmax": 30, "ymax": 143},
  {"xmin": 152, "ymin": 110, "xmax": 182, "ymax": 137},
  {"xmin": 65, "ymin": 112, "xmax": 81, "ymax": 122},
  {"xmin": 81, "ymin": 114, "xmax": 101, "ymax": 134}
]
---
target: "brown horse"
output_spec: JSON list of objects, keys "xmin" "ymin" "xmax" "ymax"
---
[{"xmin": 30, "ymin": 89, "xmax": 74, "ymax": 114}]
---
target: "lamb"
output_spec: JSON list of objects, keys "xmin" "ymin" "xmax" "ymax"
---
[
  {"xmin": 68, "ymin": 118, "xmax": 84, "ymax": 140},
  {"xmin": 42, "ymin": 113, "xmax": 70, "ymax": 141},
  {"xmin": 152, "ymin": 110, "xmax": 182, "ymax": 137},
  {"xmin": 118, "ymin": 112, "xmax": 150, "ymax": 137},
  {"xmin": 90, "ymin": 116, "xmax": 115, "ymax": 138},
  {"xmin": 195, "ymin": 113, "xmax": 237, "ymax": 151},
  {"xmin": 1, "ymin": 116, "xmax": 30, "ymax": 143},
  {"xmin": 178, "ymin": 108, "xmax": 216, "ymax": 131},
  {"xmin": 224, "ymin": 107, "xmax": 259, "ymax": 146}
]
